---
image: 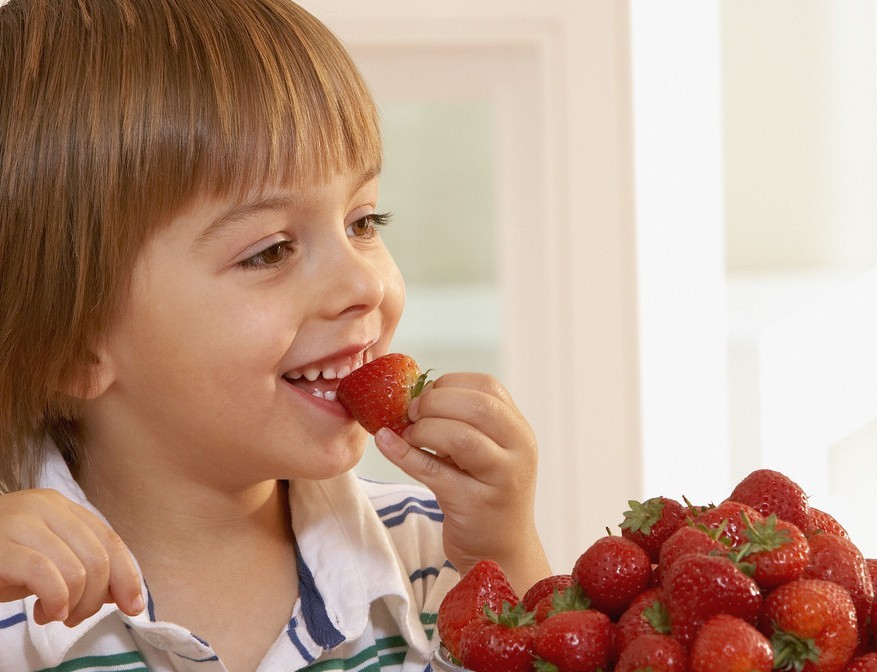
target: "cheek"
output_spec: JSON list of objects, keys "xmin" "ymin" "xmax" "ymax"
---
[{"xmin": 110, "ymin": 272, "xmax": 269, "ymax": 386}]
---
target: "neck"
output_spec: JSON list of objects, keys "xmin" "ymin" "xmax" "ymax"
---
[
  {"xmin": 73, "ymin": 437, "xmax": 300, "ymax": 670},
  {"xmin": 76, "ymin": 451, "xmax": 293, "ymax": 572}
]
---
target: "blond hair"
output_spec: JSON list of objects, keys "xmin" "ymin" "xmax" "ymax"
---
[{"xmin": 0, "ymin": 0, "xmax": 382, "ymax": 491}]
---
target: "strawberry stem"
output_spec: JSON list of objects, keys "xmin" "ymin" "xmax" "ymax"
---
[
  {"xmin": 771, "ymin": 628, "xmax": 820, "ymax": 672},
  {"xmin": 548, "ymin": 584, "xmax": 591, "ymax": 616},
  {"xmin": 411, "ymin": 370, "xmax": 432, "ymax": 399},
  {"xmin": 642, "ymin": 598, "xmax": 672, "ymax": 635},
  {"xmin": 483, "ymin": 601, "xmax": 536, "ymax": 628},
  {"xmin": 620, "ymin": 497, "xmax": 666, "ymax": 535}
]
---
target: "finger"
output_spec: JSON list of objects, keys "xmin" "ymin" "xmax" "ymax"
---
[
  {"xmin": 401, "ymin": 417, "xmax": 509, "ymax": 480},
  {"xmin": 0, "ymin": 509, "xmax": 92, "ymax": 618},
  {"xmin": 0, "ymin": 544, "xmax": 71, "ymax": 623},
  {"xmin": 429, "ymin": 373, "xmax": 518, "ymax": 409},
  {"xmin": 39, "ymin": 518, "xmax": 113, "ymax": 626},
  {"xmin": 64, "ymin": 506, "xmax": 143, "ymax": 618},
  {"xmin": 410, "ymin": 387, "xmax": 531, "ymax": 457},
  {"xmin": 374, "ymin": 428, "xmax": 474, "ymax": 493}
]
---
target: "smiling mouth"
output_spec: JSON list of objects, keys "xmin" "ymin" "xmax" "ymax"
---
[{"xmin": 282, "ymin": 352, "xmax": 365, "ymax": 401}]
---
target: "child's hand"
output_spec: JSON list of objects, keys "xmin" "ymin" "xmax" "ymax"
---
[
  {"xmin": 374, "ymin": 372, "xmax": 551, "ymax": 595},
  {"xmin": 0, "ymin": 489, "xmax": 144, "ymax": 626}
]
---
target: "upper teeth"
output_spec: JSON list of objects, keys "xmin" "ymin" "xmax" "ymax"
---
[
  {"xmin": 286, "ymin": 354, "xmax": 363, "ymax": 385},
  {"xmin": 288, "ymin": 363, "xmax": 353, "ymax": 382}
]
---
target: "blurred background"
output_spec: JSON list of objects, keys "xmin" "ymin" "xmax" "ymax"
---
[{"xmin": 305, "ymin": 0, "xmax": 877, "ymax": 572}]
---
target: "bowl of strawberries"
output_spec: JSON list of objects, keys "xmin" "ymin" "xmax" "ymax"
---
[{"xmin": 436, "ymin": 468, "xmax": 877, "ymax": 672}]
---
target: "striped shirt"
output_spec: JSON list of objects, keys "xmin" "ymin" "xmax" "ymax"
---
[{"xmin": 0, "ymin": 446, "xmax": 459, "ymax": 671}]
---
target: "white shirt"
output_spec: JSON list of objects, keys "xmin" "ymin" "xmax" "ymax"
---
[{"xmin": 0, "ymin": 445, "xmax": 458, "ymax": 672}]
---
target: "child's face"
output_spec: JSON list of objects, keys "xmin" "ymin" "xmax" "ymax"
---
[{"xmin": 87, "ymin": 168, "xmax": 404, "ymax": 486}]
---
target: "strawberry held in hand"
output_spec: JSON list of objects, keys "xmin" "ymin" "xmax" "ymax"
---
[{"xmin": 336, "ymin": 353, "xmax": 431, "ymax": 435}]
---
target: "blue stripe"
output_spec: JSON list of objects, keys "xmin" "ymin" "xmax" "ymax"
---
[
  {"xmin": 0, "ymin": 612, "xmax": 26, "ymax": 629},
  {"xmin": 173, "ymin": 651, "xmax": 220, "ymax": 662},
  {"xmin": 409, "ymin": 566, "xmax": 441, "ymax": 583},
  {"xmin": 172, "ymin": 634, "xmax": 220, "ymax": 662},
  {"xmin": 144, "ymin": 581, "xmax": 156, "ymax": 622},
  {"xmin": 382, "ymin": 506, "xmax": 444, "ymax": 528},
  {"xmin": 295, "ymin": 539, "xmax": 345, "ymax": 650},
  {"xmin": 375, "ymin": 496, "xmax": 441, "ymax": 518},
  {"xmin": 286, "ymin": 616, "xmax": 316, "ymax": 663}
]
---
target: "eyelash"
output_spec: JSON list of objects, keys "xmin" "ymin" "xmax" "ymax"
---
[
  {"xmin": 347, "ymin": 211, "xmax": 392, "ymax": 239},
  {"xmin": 238, "ymin": 211, "xmax": 392, "ymax": 270}
]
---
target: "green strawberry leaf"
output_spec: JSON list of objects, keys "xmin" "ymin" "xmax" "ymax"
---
[{"xmin": 620, "ymin": 497, "xmax": 666, "ymax": 535}]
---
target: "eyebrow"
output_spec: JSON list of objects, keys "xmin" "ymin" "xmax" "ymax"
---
[
  {"xmin": 196, "ymin": 167, "xmax": 382, "ymax": 242},
  {"xmin": 195, "ymin": 195, "xmax": 300, "ymax": 244}
]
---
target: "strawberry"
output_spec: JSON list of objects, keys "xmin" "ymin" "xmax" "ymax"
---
[
  {"xmin": 867, "ymin": 559, "xmax": 877, "ymax": 649},
  {"xmin": 614, "ymin": 633, "xmax": 688, "ymax": 672},
  {"xmin": 804, "ymin": 507, "xmax": 850, "ymax": 539},
  {"xmin": 689, "ymin": 614, "xmax": 773, "ymax": 672},
  {"xmin": 803, "ymin": 533, "xmax": 874, "ymax": 635},
  {"xmin": 615, "ymin": 587, "xmax": 671, "ymax": 653},
  {"xmin": 728, "ymin": 468, "xmax": 810, "ymax": 530},
  {"xmin": 691, "ymin": 500, "xmax": 764, "ymax": 548},
  {"xmin": 532, "ymin": 609, "xmax": 614, "ymax": 672},
  {"xmin": 759, "ymin": 578, "xmax": 858, "ymax": 672},
  {"xmin": 521, "ymin": 575, "xmax": 574, "ymax": 612},
  {"xmin": 457, "ymin": 602, "xmax": 537, "ymax": 672},
  {"xmin": 620, "ymin": 496, "xmax": 688, "ymax": 563},
  {"xmin": 530, "ymin": 583, "xmax": 591, "ymax": 624},
  {"xmin": 572, "ymin": 535, "xmax": 652, "ymax": 620},
  {"xmin": 808, "ymin": 534, "xmax": 874, "ymax": 642},
  {"xmin": 733, "ymin": 513, "xmax": 810, "ymax": 590},
  {"xmin": 662, "ymin": 553, "xmax": 762, "ymax": 648},
  {"xmin": 656, "ymin": 524, "xmax": 726, "ymax": 585},
  {"xmin": 437, "ymin": 559, "xmax": 518, "ymax": 660},
  {"xmin": 846, "ymin": 653, "xmax": 877, "ymax": 672},
  {"xmin": 336, "ymin": 353, "xmax": 430, "ymax": 435}
]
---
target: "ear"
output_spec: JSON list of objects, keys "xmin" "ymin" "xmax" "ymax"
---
[{"xmin": 61, "ymin": 348, "xmax": 116, "ymax": 400}]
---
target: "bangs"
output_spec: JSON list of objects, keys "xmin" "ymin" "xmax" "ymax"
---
[{"xmin": 136, "ymin": 0, "xmax": 383, "ymax": 211}]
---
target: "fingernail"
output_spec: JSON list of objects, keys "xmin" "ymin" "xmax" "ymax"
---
[
  {"xmin": 375, "ymin": 427, "xmax": 394, "ymax": 448},
  {"xmin": 130, "ymin": 593, "xmax": 145, "ymax": 614}
]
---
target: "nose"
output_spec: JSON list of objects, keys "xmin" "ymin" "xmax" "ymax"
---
[{"xmin": 318, "ymin": 237, "xmax": 395, "ymax": 319}]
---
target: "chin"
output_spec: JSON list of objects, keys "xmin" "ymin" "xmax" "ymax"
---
[{"xmin": 298, "ymin": 434, "xmax": 366, "ymax": 480}]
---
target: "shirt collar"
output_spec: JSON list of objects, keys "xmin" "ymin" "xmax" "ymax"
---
[{"xmin": 288, "ymin": 473, "xmax": 429, "ymax": 653}]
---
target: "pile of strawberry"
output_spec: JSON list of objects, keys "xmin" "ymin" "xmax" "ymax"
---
[{"xmin": 436, "ymin": 469, "xmax": 877, "ymax": 672}]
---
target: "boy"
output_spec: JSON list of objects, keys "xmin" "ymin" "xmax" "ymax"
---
[{"xmin": 0, "ymin": 0, "xmax": 550, "ymax": 670}]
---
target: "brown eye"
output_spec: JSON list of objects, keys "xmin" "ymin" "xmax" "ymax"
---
[
  {"xmin": 258, "ymin": 243, "xmax": 287, "ymax": 264},
  {"xmin": 239, "ymin": 241, "xmax": 293, "ymax": 269},
  {"xmin": 346, "ymin": 212, "xmax": 392, "ymax": 239}
]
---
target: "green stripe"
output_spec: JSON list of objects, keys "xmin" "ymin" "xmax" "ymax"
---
[
  {"xmin": 420, "ymin": 613, "xmax": 437, "ymax": 641},
  {"xmin": 37, "ymin": 651, "xmax": 148, "ymax": 672},
  {"xmin": 303, "ymin": 637, "xmax": 410, "ymax": 671},
  {"xmin": 304, "ymin": 644, "xmax": 380, "ymax": 671},
  {"xmin": 377, "ymin": 651, "xmax": 406, "ymax": 667},
  {"xmin": 376, "ymin": 635, "xmax": 406, "ymax": 649}
]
